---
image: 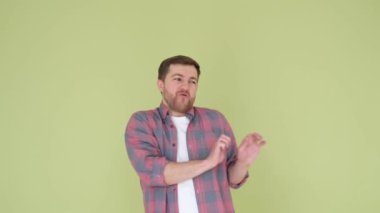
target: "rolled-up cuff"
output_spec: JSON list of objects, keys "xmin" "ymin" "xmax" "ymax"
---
[
  {"xmin": 149, "ymin": 157, "xmax": 169, "ymax": 186},
  {"xmin": 230, "ymin": 172, "xmax": 249, "ymax": 189}
]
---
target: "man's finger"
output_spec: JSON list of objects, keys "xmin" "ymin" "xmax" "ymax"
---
[
  {"xmin": 220, "ymin": 134, "xmax": 231, "ymax": 143},
  {"xmin": 252, "ymin": 133, "xmax": 262, "ymax": 141},
  {"xmin": 257, "ymin": 140, "xmax": 266, "ymax": 146},
  {"xmin": 218, "ymin": 139, "xmax": 230, "ymax": 149}
]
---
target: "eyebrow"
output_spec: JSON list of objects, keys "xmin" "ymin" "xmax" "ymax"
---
[
  {"xmin": 170, "ymin": 73, "xmax": 198, "ymax": 81},
  {"xmin": 170, "ymin": 73, "xmax": 184, "ymax": 78}
]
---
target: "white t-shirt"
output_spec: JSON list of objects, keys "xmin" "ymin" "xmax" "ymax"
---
[{"xmin": 171, "ymin": 116, "xmax": 199, "ymax": 213}]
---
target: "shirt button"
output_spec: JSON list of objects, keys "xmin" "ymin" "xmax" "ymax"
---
[
  {"xmin": 170, "ymin": 124, "xmax": 174, "ymax": 128},
  {"xmin": 172, "ymin": 143, "xmax": 176, "ymax": 147}
]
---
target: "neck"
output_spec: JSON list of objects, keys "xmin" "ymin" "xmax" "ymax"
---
[{"xmin": 170, "ymin": 111, "xmax": 186, "ymax": 117}]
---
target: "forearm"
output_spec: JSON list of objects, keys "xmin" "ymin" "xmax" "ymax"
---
[
  {"xmin": 164, "ymin": 159, "xmax": 213, "ymax": 185},
  {"xmin": 228, "ymin": 161, "xmax": 250, "ymax": 185}
]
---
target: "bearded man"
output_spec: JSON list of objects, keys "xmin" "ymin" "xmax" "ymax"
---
[{"xmin": 125, "ymin": 55, "xmax": 266, "ymax": 213}]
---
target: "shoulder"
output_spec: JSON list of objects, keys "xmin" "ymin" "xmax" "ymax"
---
[
  {"xmin": 193, "ymin": 106, "xmax": 227, "ymax": 120},
  {"xmin": 128, "ymin": 107, "xmax": 162, "ymax": 123},
  {"xmin": 193, "ymin": 106, "xmax": 234, "ymax": 135}
]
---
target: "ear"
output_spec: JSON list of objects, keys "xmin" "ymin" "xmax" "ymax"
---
[{"xmin": 157, "ymin": 79, "xmax": 164, "ymax": 93}]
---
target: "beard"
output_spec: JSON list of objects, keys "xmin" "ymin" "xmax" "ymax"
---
[{"xmin": 162, "ymin": 90, "xmax": 195, "ymax": 115}]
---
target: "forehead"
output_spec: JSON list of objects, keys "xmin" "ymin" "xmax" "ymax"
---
[{"xmin": 167, "ymin": 64, "xmax": 198, "ymax": 78}]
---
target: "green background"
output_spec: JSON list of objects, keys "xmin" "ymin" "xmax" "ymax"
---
[{"xmin": 1, "ymin": 0, "xmax": 379, "ymax": 212}]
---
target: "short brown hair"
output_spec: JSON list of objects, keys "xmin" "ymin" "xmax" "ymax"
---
[{"xmin": 158, "ymin": 55, "xmax": 201, "ymax": 80}]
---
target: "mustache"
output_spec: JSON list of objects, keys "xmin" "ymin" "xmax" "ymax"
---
[{"xmin": 176, "ymin": 90, "xmax": 190, "ymax": 96}]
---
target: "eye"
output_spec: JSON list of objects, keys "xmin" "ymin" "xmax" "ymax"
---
[
  {"xmin": 174, "ymin": 77, "xmax": 182, "ymax": 82},
  {"xmin": 190, "ymin": 80, "xmax": 197, "ymax": 85}
]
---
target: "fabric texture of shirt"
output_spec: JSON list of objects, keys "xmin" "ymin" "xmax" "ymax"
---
[{"xmin": 125, "ymin": 103, "xmax": 248, "ymax": 213}]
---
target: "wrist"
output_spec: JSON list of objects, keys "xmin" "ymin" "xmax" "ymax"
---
[
  {"xmin": 234, "ymin": 159, "xmax": 252, "ymax": 169},
  {"xmin": 202, "ymin": 158, "xmax": 216, "ymax": 171}
]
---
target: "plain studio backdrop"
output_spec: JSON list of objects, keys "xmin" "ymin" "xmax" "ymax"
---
[{"xmin": 1, "ymin": 0, "xmax": 379, "ymax": 212}]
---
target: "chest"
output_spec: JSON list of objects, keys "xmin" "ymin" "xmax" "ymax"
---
[{"xmin": 152, "ymin": 119, "xmax": 224, "ymax": 161}]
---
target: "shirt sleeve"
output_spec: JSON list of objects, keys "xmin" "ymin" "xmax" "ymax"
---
[
  {"xmin": 124, "ymin": 112, "xmax": 168, "ymax": 187},
  {"xmin": 220, "ymin": 113, "xmax": 250, "ymax": 189}
]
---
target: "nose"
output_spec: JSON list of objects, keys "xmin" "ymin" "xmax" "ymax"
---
[{"xmin": 180, "ymin": 81, "xmax": 191, "ymax": 90}]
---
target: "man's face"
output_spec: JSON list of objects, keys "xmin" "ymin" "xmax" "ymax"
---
[{"xmin": 157, "ymin": 64, "xmax": 199, "ymax": 116}]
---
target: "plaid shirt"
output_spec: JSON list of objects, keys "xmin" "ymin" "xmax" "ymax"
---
[{"xmin": 125, "ymin": 103, "xmax": 248, "ymax": 213}]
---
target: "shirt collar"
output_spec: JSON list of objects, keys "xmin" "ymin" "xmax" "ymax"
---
[{"xmin": 159, "ymin": 102, "xmax": 195, "ymax": 121}]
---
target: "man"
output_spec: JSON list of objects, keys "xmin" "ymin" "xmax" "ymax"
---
[{"xmin": 125, "ymin": 55, "xmax": 266, "ymax": 213}]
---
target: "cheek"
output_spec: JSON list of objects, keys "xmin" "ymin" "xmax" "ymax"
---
[
  {"xmin": 165, "ymin": 85, "xmax": 178, "ymax": 94},
  {"xmin": 190, "ymin": 87, "xmax": 198, "ymax": 96}
]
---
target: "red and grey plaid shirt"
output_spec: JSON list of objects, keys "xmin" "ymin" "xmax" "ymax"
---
[{"xmin": 125, "ymin": 103, "xmax": 248, "ymax": 213}]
